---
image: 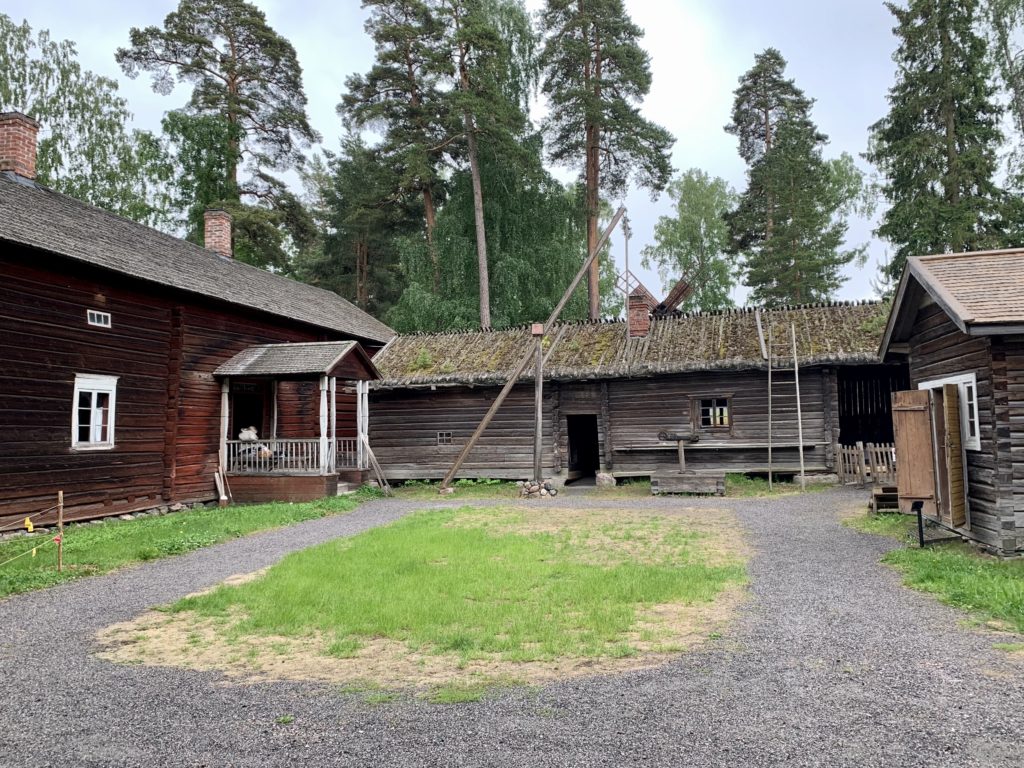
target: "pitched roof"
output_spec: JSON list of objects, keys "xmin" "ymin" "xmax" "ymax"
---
[
  {"xmin": 214, "ymin": 341, "xmax": 380, "ymax": 379},
  {"xmin": 880, "ymin": 248, "xmax": 1024, "ymax": 356},
  {"xmin": 373, "ymin": 302, "xmax": 887, "ymax": 388},
  {"xmin": 0, "ymin": 173, "xmax": 395, "ymax": 344}
]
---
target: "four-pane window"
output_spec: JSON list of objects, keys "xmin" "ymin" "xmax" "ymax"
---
[
  {"xmin": 437, "ymin": 431, "xmax": 453, "ymax": 445},
  {"xmin": 698, "ymin": 398, "xmax": 730, "ymax": 430}
]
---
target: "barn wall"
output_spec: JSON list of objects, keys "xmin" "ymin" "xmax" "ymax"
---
[
  {"xmin": 905, "ymin": 302, "xmax": 1013, "ymax": 552},
  {"xmin": 606, "ymin": 369, "xmax": 833, "ymax": 474},
  {"xmin": 990, "ymin": 337, "xmax": 1024, "ymax": 553},
  {"xmin": 369, "ymin": 385, "xmax": 557, "ymax": 480}
]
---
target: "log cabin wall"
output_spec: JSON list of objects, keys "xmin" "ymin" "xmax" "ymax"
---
[
  {"xmin": 1, "ymin": 249, "xmax": 175, "ymax": 523},
  {"xmin": 993, "ymin": 338, "xmax": 1024, "ymax": 552},
  {"xmin": 606, "ymin": 369, "xmax": 833, "ymax": 475},
  {"xmin": 905, "ymin": 302, "xmax": 1011, "ymax": 552},
  {"xmin": 0, "ymin": 247, "xmax": 367, "ymax": 525},
  {"xmin": 369, "ymin": 385, "xmax": 557, "ymax": 480}
]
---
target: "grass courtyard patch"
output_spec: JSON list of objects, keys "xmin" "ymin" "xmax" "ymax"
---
[
  {"xmin": 98, "ymin": 504, "xmax": 747, "ymax": 696},
  {"xmin": 0, "ymin": 493, "xmax": 366, "ymax": 599},
  {"xmin": 845, "ymin": 512, "xmax": 1024, "ymax": 636}
]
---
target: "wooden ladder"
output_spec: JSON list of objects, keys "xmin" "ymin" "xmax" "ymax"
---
[{"xmin": 767, "ymin": 313, "xmax": 806, "ymax": 491}]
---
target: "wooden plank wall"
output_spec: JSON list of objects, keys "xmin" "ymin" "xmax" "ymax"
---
[
  {"xmin": 991, "ymin": 337, "xmax": 1024, "ymax": 553},
  {"xmin": 369, "ymin": 386, "xmax": 556, "ymax": 479},
  {"xmin": 0, "ymin": 253, "xmax": 172, "ymax": 522},
  {"xmin": 907, "ymin": 303, "xmax": 1010, "ymax": 551},
  {"xmin": 606, "ymin": 370, "xmax": 832, "ymax": 474}
]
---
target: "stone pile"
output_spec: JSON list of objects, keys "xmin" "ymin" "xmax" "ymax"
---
[{"xmin": 518, "ymin": 480, "xmax": 558, "ymax": 499}]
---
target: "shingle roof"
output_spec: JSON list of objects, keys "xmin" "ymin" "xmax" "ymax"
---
[
  {"xmin": 0, "ymin": 172, "xmax": 395, "ymax": 344},
  {"xmin": 214, "ymin": 341, "xmax": 380, "ymax": 379},
  {"xmin": 880, "ymin": 248, "xmax": 1024, "ymax": 356},
  {"xmin": 373, "ymin": 302, "xmax": 887, "ymax": 388}
]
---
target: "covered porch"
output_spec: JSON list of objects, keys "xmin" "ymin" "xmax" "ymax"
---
[{"xmin": 213, "ymin": 341, "xmax": 380, "ymax": 503}]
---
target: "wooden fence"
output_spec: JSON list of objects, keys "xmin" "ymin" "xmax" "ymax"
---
[{"xmin": 838, "ymin": 442, "xmax": 896, "ymax": 486}]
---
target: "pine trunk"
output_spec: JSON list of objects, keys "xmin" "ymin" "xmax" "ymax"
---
[
  {"xmin": 939, "ymin": 14, "xmax": 962, "ymax": 251},
  {"xmin": 585, "ymin": 27, "xmax": 602, "ymax": 320},
  {"xmin": 466, "ymin": 123, "xmax": 490, "ymax": 328},
  {"xmin": 423, "ymin": 186, "xmax": 440, "ymax": 292}
]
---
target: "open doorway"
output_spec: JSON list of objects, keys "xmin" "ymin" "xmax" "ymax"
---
[
  {"xmin": 566, "ymin": 414, "xmax": 600, "ymax": 484},
  {"xmin": 231, "ymin": 381, "xmax": 268, "ymax": 439}
]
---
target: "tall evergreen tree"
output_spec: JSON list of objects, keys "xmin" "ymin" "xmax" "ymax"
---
[
  {"xmin": 0, "ymin": 15, "xmax": 173, "ymax": 227},
  {"xmin": 727, "ymin": 49, "xmax": 864, "ymax": 306},
  {"xmin": 539, "ymin": 0, "xmax": 674, "ymax": 319},
  {"xmin": 341, "ymin": 0, "xmax": 451, "ymax": 291},
  {"xmin": 641, "ymin": 169, "xmax": 737, "ymax": 312},
  {"xmin": 117, "ymin": 0, "xmax": 319, "ymax": 269},
  {"xmin": 867, "ymin": 0, "xmax": 1005, "ymax": 282}
]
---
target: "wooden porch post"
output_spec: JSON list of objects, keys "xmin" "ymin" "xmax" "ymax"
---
[
  {"xmin": 219, "ymin": 379, "xmax": 229, "ymax": 474},
  {"xmin": 319, "ymin": 375, "xmax": 329, "ymax": 475},
  {"xmin": 356, "ymin": 381, "xmax": 367, "ymax": 470},
  {"xmin": 330, "ymin": 376, "xmax": 337, "ymax": 473},
  {"xmin": 270, "ymin": 380, "xmax": 278, "ymax": 440}
]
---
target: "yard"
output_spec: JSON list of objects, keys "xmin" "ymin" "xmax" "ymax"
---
[{"xmin": 98, "ymin": 502, "xmax": 747, "ymax": 699}]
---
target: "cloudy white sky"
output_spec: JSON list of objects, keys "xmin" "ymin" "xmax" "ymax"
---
[{"xmin": 5, "ymin": 0, "xmax": 902, "ymax": 305}]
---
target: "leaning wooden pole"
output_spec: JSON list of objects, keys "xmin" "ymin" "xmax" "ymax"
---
[
  {"xmin": 533, "ymin": 327, "xmax": 544, "ymax": 483},
  {"xmin": 792, "ymin": 322, "xmax": 806, "ymax": 491},
  {"xmin": 439, "ymin": 207, "xmax": 626, "ymax": 489}
]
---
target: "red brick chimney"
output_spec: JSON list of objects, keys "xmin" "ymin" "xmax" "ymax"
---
[
  {"xmin": 204, "ymin": 209, "xmax": 233, "ymax": 258},
  {"xmin": 628, "ymin": 290, "xmax": 655, "ymax": 338},
  {"xmin": 0, "ymin": 112, "xmax": 40, "ymax": 180}
]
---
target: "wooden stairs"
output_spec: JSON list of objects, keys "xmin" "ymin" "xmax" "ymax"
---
[{"xmin": 870, "ymin": 485, "xmax": 899, "ymax": 514}]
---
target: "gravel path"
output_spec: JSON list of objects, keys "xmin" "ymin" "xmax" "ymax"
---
[{"xmin": 2, "ymin": 488, "xmax": 1022, "ymax": 767}]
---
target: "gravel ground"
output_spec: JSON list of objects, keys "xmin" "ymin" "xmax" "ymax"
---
[{"xmin": 2, "ymin": 488, "xmax": 1022, "ymax": 768}]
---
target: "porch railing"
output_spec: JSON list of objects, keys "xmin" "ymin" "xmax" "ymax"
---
[
  {"xmin": 227, "ymin": 437, "xmax": 362, "ymax": 475},
  {"xmin": 838, "ymin": 441, "xmax": 896, "ymax": 486}
]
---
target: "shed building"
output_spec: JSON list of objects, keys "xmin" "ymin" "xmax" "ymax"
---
[
  {"xmin": 880, "ymin": 248, "xmax": 1024, "ymax": 555},
  {"xmin": 370, "ymin": 300, "xmax": 905, "ymax": 483}
]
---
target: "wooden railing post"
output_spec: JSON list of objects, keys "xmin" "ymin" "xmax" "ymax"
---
[{"xmin": 855, "ymin": 441, "xmax": 866, "ymax": 486}]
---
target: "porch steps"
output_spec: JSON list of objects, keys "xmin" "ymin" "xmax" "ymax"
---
[
  {"xmin": 870, "ymin": 485, "xmax": 900, "ymax": 514},
  {"xmin": 336, "ymin": 482, "xmax": 360, "ymax": 496}
]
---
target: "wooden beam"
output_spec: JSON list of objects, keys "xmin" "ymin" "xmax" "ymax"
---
[
  {"xmin": 319, "ymin": 375, "xmax": 329, "ymax": 475},
  {"xmin": 219, "ymin": 379, "xmax": 229, "ymax": 474},
  {"xmin": 440, "ymin": 207, "xmax": 626, "ymax": 489},
  {"xmin": 330, "ymin": 376, "xmax": 337, "ymax": 473},
  {"xmin": 533, "ymin": 332, "xmax": 543, "ymax": 483}
]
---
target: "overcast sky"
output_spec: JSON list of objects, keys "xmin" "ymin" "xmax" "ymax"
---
[{"xmin": 5, "ymin": 0, "xmax": 902, "ymax": 305}]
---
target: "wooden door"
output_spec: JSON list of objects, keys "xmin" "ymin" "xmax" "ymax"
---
[
  {"xmin": 941, "ymin": 383, "xmax": 968, "ymax": 528},
  {"xmin": 892, "ymin": 390, "xmax": 937, "ymax": 516}
]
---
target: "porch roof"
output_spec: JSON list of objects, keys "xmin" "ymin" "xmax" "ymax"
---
[{"xmin": 214, "ymin": 341, "xmax": 380, "ymax": 380}]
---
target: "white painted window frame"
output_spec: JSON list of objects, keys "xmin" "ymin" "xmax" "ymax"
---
[
  {"xmin": 917, "ymin": 372, "xmax": 980, "ymax": 451},
  {"xmin": 72, "ymin": 374, "xmax": 119, "ymax": 450},
  {"xmin": 87, "ymin": 309, "xmax": 112, "ymax": 328}
]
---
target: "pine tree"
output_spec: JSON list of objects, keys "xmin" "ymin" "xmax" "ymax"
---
[
  {"xmin": 641, "ymin": 169, "xmax": 737, "ymax": 312},
  {"xmin": 341, "ymin": 0, "xmax": 451, "ymax": 292},
  {"xmin": 867, "ymin": 0, "xmax": 1005, "ymax": 282},
  {"xmin": 727, "ymin": 49, "xmax": 864, "ymax": 307},
  {"xmin": 539, "ymin": 0, "xmax": 674, "ymax": 319}
]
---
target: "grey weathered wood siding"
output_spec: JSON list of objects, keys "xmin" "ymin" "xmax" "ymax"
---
[
  {"xmin": 905, "ymin": 302, "xmax": 1014, "ymax": 552},
  {"xmin": 991, "ymin": 338, "xmax": 1024, "ymax": 552}
]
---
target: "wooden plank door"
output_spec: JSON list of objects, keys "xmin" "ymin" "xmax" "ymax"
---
[
  {"xmin": 892, "ymin": 390, "xmax": 937, "ymax": 516},
  {"xmin": 942, "ymin": 383, "xmax": 968, "ymax": 528}
]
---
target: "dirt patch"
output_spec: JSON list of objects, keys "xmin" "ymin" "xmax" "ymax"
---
[{"xmin": 95, "ymin": 505, "xmax": 747, "ymax": 691}]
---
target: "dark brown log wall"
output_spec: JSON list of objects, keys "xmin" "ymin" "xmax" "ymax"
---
[
  {"xmin": 906, "ymin": 303, "xmax": 1012, "ymax": 551},
  {"xmin": 988, "ymin": 337, "xmax": 1024, "ymax": 553}
]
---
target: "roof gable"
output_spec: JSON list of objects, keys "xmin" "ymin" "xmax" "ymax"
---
[
  {"xmin": 0, "ymin": 174, "xmax": 395, "ymax": 344},
  {"xmin": 214, "ymin": 341, "xmax": 380, "ymax": 380}
]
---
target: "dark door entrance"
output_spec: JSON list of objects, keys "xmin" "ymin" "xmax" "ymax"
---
[
  {"xmin": 231, "ymin": 381, "xmax": 267, "ymax": 439},
  {"xmin": 566, "ymin": 414, "xmax": 600, "ymax": 482}
]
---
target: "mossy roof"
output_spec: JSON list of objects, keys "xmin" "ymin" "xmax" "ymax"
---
[{"xmin": 373, "ymin": 302, "xmax": 887, "ymax": 389}]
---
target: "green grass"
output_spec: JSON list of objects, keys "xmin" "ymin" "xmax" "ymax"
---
[
  {"xmin": 724, "ymin": 473, "xmax": 832, "ymax": 497},
  {"xmin": 846, "ymin": 511, "xmax": 1024, "ymax": 634},
  {"xmin": 391, "ymin": 478, "xmax": 520, "ymax": 501},
  {"xmin": 0, "ymin": 493, "xmax": 367, "ymax": 599},
  {"xmin": 172, "ymin": 506, "xmax": 745, "ymax": 664}
]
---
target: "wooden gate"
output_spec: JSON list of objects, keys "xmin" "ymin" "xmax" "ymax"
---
[{"xmin": 892, "ymin": 390, "xmax": 937, "ymax": 517}]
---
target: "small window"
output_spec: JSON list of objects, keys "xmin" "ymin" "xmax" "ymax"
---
[
  {"xmin": 87, "ymin": 310, "xmax": 112, "ymax": 328},
  {"xmin": 697, "ymin": 398, "xmax": 730, "ymax": 430},
  {"xmin": 72, "ymin": 374, "xmax": 118, "ymax": 449},
  {"xmin": 918, "ymin": 372, "xmax": 981, "ymax": 451},
  {"xmin": 437, "ymin": 431, "xmax": 453, "ymax": 445}
]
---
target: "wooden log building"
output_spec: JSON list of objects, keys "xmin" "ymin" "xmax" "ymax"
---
[
  {"xmin": 881, "ymin": 248, "xmax": 1024, "ymax": 556},
  {"xmin": 0, "ymin": 112, "xmax": 394, "ymax": 527},
  {"xmin": 370, "ymin": 296, "xmax": 906, "ymax": 483}
]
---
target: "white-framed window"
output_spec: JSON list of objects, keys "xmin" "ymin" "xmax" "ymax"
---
[
  {"xmin": 72, "ymin": 374, "xmax": 118, "ymax": 449},
  {"xmin": 87, "ymin": 310, "xmax": 112, "ymax": 328},
  {"xmin": 918, "ymin": 372, "xmax": 980, "ymax": 451}
]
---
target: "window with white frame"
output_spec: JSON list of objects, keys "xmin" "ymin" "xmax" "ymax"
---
[
  {"xmin": 72, "ymin": 374, "xmax": 118, "ymax": 449},
  {"xmin": 87, "ymin": 310, "xmax": 112, "ymax": 328},
  {"xmin": 918, "ymin": 372, "xmax": 981, "ymax": 451}
]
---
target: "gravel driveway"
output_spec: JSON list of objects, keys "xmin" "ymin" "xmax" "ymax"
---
[{"xmin": 2, "ymin": 488, "xmax": 1022, "ymax": 767}]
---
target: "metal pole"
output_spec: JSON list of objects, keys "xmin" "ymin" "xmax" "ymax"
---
[
  {"xmin": 533, "ymin": 330, "xmax": 544, "ymax": 484},
  {"xmin": 792, "ymin": 322, "xmax": 806, "ymax": 491}
]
